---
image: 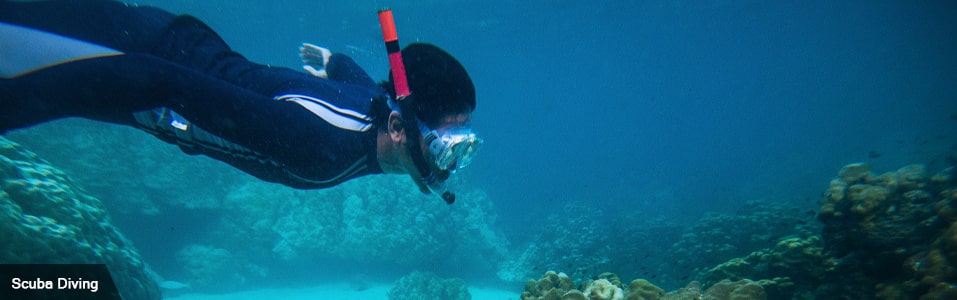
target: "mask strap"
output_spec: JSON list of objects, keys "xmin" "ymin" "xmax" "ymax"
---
[{"xmin": 400, "ymin": 98, "xmax": 454, "ymax": 204}]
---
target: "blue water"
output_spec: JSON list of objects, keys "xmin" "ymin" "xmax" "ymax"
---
[
  {"xmin": 6, "ymin": 0, "xmax": 957, "ymax": 297},
  {"xmin": 120, "ymin": 0, "xmax": 957, "ymax": 219}
]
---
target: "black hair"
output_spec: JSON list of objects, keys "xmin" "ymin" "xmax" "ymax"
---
[{"xmin": 380, "ymin": 43, "xmax": 475, "ymax": 128}]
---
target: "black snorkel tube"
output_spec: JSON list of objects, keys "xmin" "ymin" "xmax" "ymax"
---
[{"xmin": 378, "ymin": 9, "xmax": 455, "ymax": 204}]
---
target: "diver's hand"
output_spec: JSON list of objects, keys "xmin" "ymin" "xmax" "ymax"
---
[{"xmin": 300, "ymin": 43, "xmax": 332, "ymax": 79}]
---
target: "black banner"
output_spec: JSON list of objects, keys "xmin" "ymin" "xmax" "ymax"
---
[{"xmin": 0, "ymin": 264, "xmax": 120, "ymax": 300}]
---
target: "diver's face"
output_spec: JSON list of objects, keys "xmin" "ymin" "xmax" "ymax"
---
[
  {"xmin": 407, "ymin": 112, "xmax": 472, "ymax": 192},
  {"xmin": 420, "ymin": 112, "xmax": 472, "ymax": 168},
  {"xmin": 430, "ymin": 113, "xmax": 472, "ymax": 132}
]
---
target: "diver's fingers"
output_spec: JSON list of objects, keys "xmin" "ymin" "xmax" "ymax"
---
[
  {"xmin": 301, "ymin": 42, "xmax": 324, "ymax": 52},
  {"xmin": 300, "ymin": 43, "xmax": 331, "ymax": 61},
  {"xmin": 300, "ymin": 51, "xmax": 325, "ymax": 65},
  {"xmin": 300, "ymin": 43, "xmax": 332, "ymax": 78},
  {"xmin": 299, "ymin": 43, "xmax": 332, "ymax": 69},
  {"xmin": 303, "ymin": 65, "xmax": 328, "ymax": 79},
  {"xmin": 299, "ymin": 46, "xmax": 324, "ymax": 61}
]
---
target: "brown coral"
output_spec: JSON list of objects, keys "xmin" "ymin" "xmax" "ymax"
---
[
  {"xmin": 597, "ymin": 272, "xmax": 623, "ymax": 288},
  {"xmin": 660, "ymin": 281, "xmax": 702, "ymax": 300},
  {"xmin": 582, "ymin": 279, "xmax": 624, "ymax": 300},
  {"xmin": 847, "ymin": 184, "xmax": 890, "ymax": 215},
  {"xmin": 625, "ymin": 279, "xmax": 665, "ymax": 300},
  {"xmin": 896, "ymin": 164, "xmax": 927, "ymax": 190},
  {"xmin": 522, "ymin": 271, "xmax": 581, "ymax": 300},
  {"xmin": 562, "ymin": 290, "xmax": 588, "ymax": 300},
  {"xmin": 702, "ymin": 279, "xmax": 766, "ymax": 300},
  {"xmin": 767, "ymin": 236, "xmax": 827, "ymax": 280},
  {"xmin": 818, "ymin": 163, "xmax": 957, "ymax": 299},
  {"xmin": 838, "ymin": 163, "xmax": 871, "ymax": 183},
  {"xmin": 703, "ymin": 256, "xmax": 761, "ymax": 286}
]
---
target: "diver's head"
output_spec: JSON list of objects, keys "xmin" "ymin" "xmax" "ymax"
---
[
  {"xmin": 384, "ymin": 43, "xmax": 476, "ymax": 127},
  {"xmin": 380, "ymin": 43, "xmax": 481, "ymax": 203}
]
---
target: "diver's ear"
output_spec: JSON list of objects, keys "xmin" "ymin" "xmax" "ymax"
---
[{"xmin": 388, "ymin": 111, "xmax": 405, "ymax": 143}]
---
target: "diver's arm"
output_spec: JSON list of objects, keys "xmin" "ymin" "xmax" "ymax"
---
[{"xmin": 300, "ymin": 43, "xmax": 377, "ymax": 87}]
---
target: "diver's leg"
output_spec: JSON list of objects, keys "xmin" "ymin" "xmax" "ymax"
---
[
  {"xmin": 0, "ymin": 0, "xmax": 175, "ymax": 53},
  {"xmin": 0, "ymin": 54, "xmax": 175, "ymax": 131},
  {"xmin": 1, "ymin": 51, "xmax": 317, "ymax": 162},
  {"xmin": 0, "ymin": 0, "xmax": 180, "ymax": 131}
]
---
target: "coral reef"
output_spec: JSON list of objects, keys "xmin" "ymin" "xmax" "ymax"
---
[
  {"xmin": 0, "ymin": 137, "xmax": 162, "ymax": 300},
  {"xmin": 520, "ymin": 271, "xmax": 571, "ymax": 299},
  {"xmin": 817, "ymin": 163, "xmax": 957, "ymax": 298},
  {"xmin": 7, "ymin": 119, "xmax": 239, "ymax": 215},
  {"xmin": 254, "ymin": 175, "xmax": 508, "ymax": 268},
  {"xmin": 694, "ymin": 163, "xmax": 957, "ymax": 299},
  {"xmin": 659, "ymin": 281, "xmax": 700, "ymax": 300},
  {"xmin": 498, "ymin": 203, "xmax": 689, "ymax": 284},
  {"xmin": 387, "ymin": 271, "xmax": 471, "ymax": 300},
  {"xmin": 520, "ymin": 271, "xmax": 616, "ymax": 300},
  {"xmin": 626, "ymin": 279, "xmax": 665, "ymax": 300},
  {"xmin": 583, "ymin": 279, "xmax": 624, "ymax": 300},
  {"xmin": 668, "ymin": 201, "xmax": 820, "ymax": 280},
  {"xmin": 499, "ymin": 199, "xmax": 817, "ymax": 290},
  {"xmin": 698, "ymin": 279, "xmax": 765, "ymax": 300},
  {"xmin": 521, "ymin": 271, "xmax": 766, "ymax": 300},
  {"xmin": 177, "ymin": 174, "xmax": 509, "ymax": 290},
  {"xmin": 499, "ymin": 203, "xmax": 617, "ymax": 283},
  {"xmin": 508, "ymin": 162, "xmax": 955, "ymax": 299},
  {"xmin": 701, "ymin": 236, "xmax": 825, "ymax": 298}
]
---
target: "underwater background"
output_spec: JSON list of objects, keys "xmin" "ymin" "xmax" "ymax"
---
[{"xmin": 3, "ymin": 0, "xmax": 957, "ymax": 299}]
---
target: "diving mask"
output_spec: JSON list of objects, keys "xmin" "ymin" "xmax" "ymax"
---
[{"xmin": 419, "ymin": 120, "xmax": 483, "ymax": 171}]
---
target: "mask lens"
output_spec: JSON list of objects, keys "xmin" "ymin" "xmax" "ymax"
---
[
  {"xmin": 432, "ymin": 131, "xmax": 482, "ymax": 171},
  {"xmin": 449, "ymin": 135, "xmax": 481, "ymax": 169},
  {"xmin": 419, "ymin": 119, "xmax": 483, "ymax": 171}
]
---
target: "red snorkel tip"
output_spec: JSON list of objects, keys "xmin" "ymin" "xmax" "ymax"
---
[{"xmin": 378, "ymin": 9, "xmax": 411, "ymax": 99}]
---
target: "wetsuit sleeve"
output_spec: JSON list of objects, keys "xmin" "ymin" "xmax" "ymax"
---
[{"xmin": 325, "ymin": 53, "xmax": 378, "ymax": 88}]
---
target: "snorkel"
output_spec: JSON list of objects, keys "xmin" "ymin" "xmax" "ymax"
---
[{"xmin": 378, "ymin": 9, "xmax": 457, "ymax": 204}]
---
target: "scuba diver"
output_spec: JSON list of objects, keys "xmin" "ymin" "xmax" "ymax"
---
[{"xmin": 0, "ymin": 0, "xmax": 481, "ymax": 203}]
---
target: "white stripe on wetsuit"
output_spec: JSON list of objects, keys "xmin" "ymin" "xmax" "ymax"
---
[
  {"xmin": 274, "ymin": 94, "xmax": 373, "ymax": 185},
  {"xmin": 0, "ymin": 22, "xmax": 123, "ymax": 78},
  {"xmin": 274, "ymin": 94, "xmax": 373, "ymax": 132}
]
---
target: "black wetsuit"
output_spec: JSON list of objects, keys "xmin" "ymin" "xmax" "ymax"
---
[{"xmin": 0, "ymin": 0, "xmax": 386, "ymax": 188}]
